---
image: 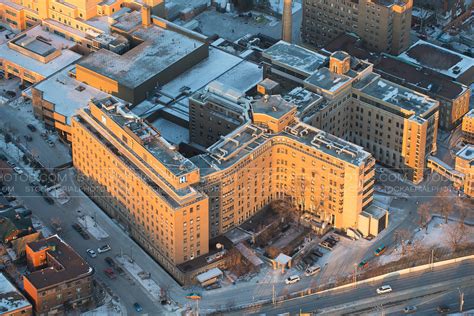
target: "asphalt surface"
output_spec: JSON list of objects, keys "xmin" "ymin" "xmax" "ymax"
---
[
  {"xmin": 231, "ymin": 260, "xmax": 474, "ymax": 315},
  {"xmin": 2, "ymin": 162, "xmax": 165, "ymax": 315}
]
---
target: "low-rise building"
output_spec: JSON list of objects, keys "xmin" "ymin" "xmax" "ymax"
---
[
  {"xmin": 375, "ymin": 54, "xmax": 470, "ymax": 131},
  {"xmin": 23, "ymin": 236, "xmax": 94, "ymax": 315},
  {"xmin": 0, "ymin": 25, "xmax": 81, "ymax": 85},
  {"xmin": 398, "ymin": 40, "xmax": 474, "ymax": 86},
  {"xmin": 0, "ymin": 273, "xmax": 33, "ymax": 316},
  {"xmin": 75, "ymin": 11, "xmax": 209, "ymax": 105}
]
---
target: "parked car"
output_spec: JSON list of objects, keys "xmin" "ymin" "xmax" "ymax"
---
[
  {"xmin": 40, "ymin": 132, "xmax": 48, "ymax": 139},
  {"xmin": 51, "ymin": 222, "xmax": 62, "ymax": 232},
  {"xmin": 80, "ymin": 230, "xmax": 91, "ymax": 240},
  {"xmin": 319, "ymin": 241, "xmax": 333, "ymax": 250},
  {"xmin": 0, "ymin": 154, "xmax": 7, "ymax": 161},
  {"xmin": 305, "ymin": 265, "xmax": 321, "ymax": 276},
  {"xmin": 105, "ymin": 257, "xmax": 115, "ymax": 267},
  {"xmin": 358, "ymin": 259, "xmax": 369, "ymax": 269},
  {"xmin": 98, "ymin": 244, "xmax": 111, "ymax": 253},
  {"xmin": 46, "ymin": 139, "xmax": 55, "ymax": 147},
  {"xmin": 133, "ymin": 303, "xmax": 143, "ymax": 312},
  {"xmin": 374, "ymin": 244, "xmax": 386, "ymax": 256},
  {"xmin": 86, "ymin": 249, "xmax": 97, "ymax": 258},
  {"xmin": 403, "ymin": 306, "xmax": 417, "ymax": 314},
  {"xmin": 285, "ymin": 275, "xmax": 301, "ymax": 284},
  {"xmin": 43, "ymin": 196, "xmax": 54, "ymax": 204},
  {"xmin": 312, "ymin": 249, "xmax": 324, "ymax": 257},
  {"xmin": 104, "ymin": 267, "xmax": 117, "ymax": 279},
  {"xmin": 376, "ymin": 285, "xmax": 392, "ymax": 294},
  {"xmin": 436, "ymin": 305, "xmax": 450, "ymax": 313},
  {"xmin": 26, "ymin": 124, "xmax": 37, "ymax": 132},
  {"xmin": 13, "ymin": 167, "xmax": 24, "ymax": 175},
  {"xmin": 6, "ymin": 161, "xmax": 15, "ymax": 167},
  {"xmin": 23, "ymin": 135, "xmax": 33, "ymax": 142},
  {"xmin": 72, "ymin": 223, "xmax": 83, "ymax": 232}
]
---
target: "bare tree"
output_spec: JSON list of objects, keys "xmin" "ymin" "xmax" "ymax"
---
[
  {"xmin": 393, "ymin": 229, "xmax": 411, "ymax": 255},
  {"xmin": 417, "ymin": 202, "xmax": 431, "ymax": 232},
  {"xmin": 446, "ymin": 222, "xmax": 467, "ymax": 250},
  {"xmin": 434, "ymin": 188, "xmax": 454, "ymax": 224}
]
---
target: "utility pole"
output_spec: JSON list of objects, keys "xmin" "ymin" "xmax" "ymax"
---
[
  {"xmin": 430, "ymin": 249, "xmax": 434, "ymax": 271},
  {"xmin": 458, "ymin": 288, "xmax": 464, "ymax": 312},
  {"xmin": 272, "ymin": 285, "xmax": 276, "ymax": 305},
  {"xmin": 353, "ymin": 264, "xmax": 357, "ymax": 288}
]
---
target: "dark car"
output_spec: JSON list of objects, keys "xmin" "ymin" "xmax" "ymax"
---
[
  {"xmin": 26, "ymin": 124, "xmax": 37, "ymax": 132},
  {"xmin": 436, "ymin": 305, "xmax": 450, "ymax": 313},
  {"xmin": 312, "ymin": 249, "xmax": 324, "ymax": 257},
  {"xmin": 23, "ymin": 135, "xmax": 33, "ymax": 142},
  {"xmin": 80, "ymin": 230, "xmax": 91, "ymax": 240},
  {"xmin": 0, "ymin": 154, "xmax": 7, "ymax": 161},
  {"xmin": 72, "ymin": 223, "xmax": 83, "ymax": 232},
  {"xmin": 105, "ymin": 257, "xmax": 115, "ymax": 267},
  {"xmin": 133, "ymin": 303, "xmax": 143, "ymax": 312},
  {"xmin": 43, "ymin": 196, "xmax": 54, "ymax": 205}
]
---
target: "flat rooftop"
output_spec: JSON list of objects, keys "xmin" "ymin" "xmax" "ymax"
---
[
  {"xmin": 195, "ymin": 121, "xmax": 371, "ymax": 176},
  {"xmin": 0, "ymin": 27, "xmax": 81, "ymax": 78},
  {"xmin": 456, "ymin": 145, "xmax": 474, "ymax": 161},
  {"xmin": 0, "ymin": 273, "xmax": 31, "ymax": 314},
  {"xmin": 375, "ymin": 54, "xmax": 468, "ymax": 100},
  {"xmin": 34, "ymin": 66, "xmax": 110, "ymax": 124},
  {"xmin": 305, "ymin": 67, "xmax": 352, "ymax": 93},
  {"xmin": 283, "ymin": 87, "xmax": 325, "ymax": 119},
  {"xmin": 95, "ymin": 99, "xmax": 198, "ymax": 177},
  {"xmin": 252, "ymin": 95, "xmax": 296, "ymax": 119},
  {"xmin": 359, "ymin": 76, "xmax": 438, "ymax": 117},
  {"xmin": 77, "ymin": 14, "xmax": 206, "ymax": 88},
  {"xmin": 263, "ymin": 41, "xmax": 327, "ymax": 76},
  {"xmin": 25, "ymin": 236, "xmax": 93, "ymax": 290},
  {"xmin": 398, "ymin": 40, "xmax": 474, "ymax": 83}
]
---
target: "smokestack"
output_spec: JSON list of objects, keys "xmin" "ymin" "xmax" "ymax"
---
[{"xmin": 282, "ymin": 0, "xmax": 292, "ymax": 43}]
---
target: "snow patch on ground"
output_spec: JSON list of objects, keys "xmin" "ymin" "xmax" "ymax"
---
[
  {"xmin": 78, "ymin": 215, "xmax": 109, "ymax": 240},
  {"xmin": 412, "ymin": 217, "xmax": 474, "ymax": 249},
  {"xmin": 115, "ymin": 255, "xmax": 163, "ymax": 303}
]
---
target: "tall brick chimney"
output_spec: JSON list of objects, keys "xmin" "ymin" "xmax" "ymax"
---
[{"xmin": 282, "ymin": 0, "xmax": 292, "ymax": 43}]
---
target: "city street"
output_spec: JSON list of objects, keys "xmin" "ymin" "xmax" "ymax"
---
[{"xmin": 231, "ymin": 260, "xmax": 474, "ymax": 315}]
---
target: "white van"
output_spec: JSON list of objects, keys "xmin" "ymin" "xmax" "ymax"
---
[
  {"xmin": 305, "ymin": 265, "xmax": 321, "ymax": 276},
  {"xmin": 285, "ymin": 275, "xmax": 301, "ymax": 284},
  {"xmin": 376, "ymin": 285, "xmax": 392, "ymax": 294}
]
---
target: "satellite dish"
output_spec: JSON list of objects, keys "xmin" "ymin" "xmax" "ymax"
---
[{"xmin": 216, "ymin": 243, "xmax": 223, "ymax": 250}]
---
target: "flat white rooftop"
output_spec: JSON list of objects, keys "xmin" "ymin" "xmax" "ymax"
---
[
  {"xmin": 0, "ymin": 26, "xmax": 81, "ymax": 78},
  {"xmin": 34, "ymin": 65, "xmax": 110, "ymax": 124},
  {"xmin": 263, "ymin": 41, "xmax": 327, "ymax": 76}
]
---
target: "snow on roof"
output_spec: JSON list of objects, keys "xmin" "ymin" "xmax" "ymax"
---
[
  {"xmin": 85, "ymin": 15, "xmax": 112, "ymax": 33},
  {"xmin": 263, "ymin": 41, "xmax": 327, "ymax": 76},
  {"xmin": 214, "ymin": 60, "xmax": 262, "ymax": 94},
  {"xmin": 456, "ymin": 144, "xmax": 474, "ymax": 161},
  {"xmin": 20, "ymin": 25, "xmax": 77, "ymax": 49},
  {"xmin": 78, "ymin": 19, "xmax": 206, "ymax": 88},
  {"xmin": 150, "ymin": 117, "xmax": 189, "ymax": 145},
  {"xmin": 274, "ymin": 253, "xmax": 291, "ymax": 264},
  {"xmin": 160, "ymin": 47, "xmax": 241, "ymax": 99},
  {"xmin": 0, "ymin": 43, "xmax": 81, "ymax": 78},
  {"xmin": 0, "ymin": 273, "xmax": 31, "ymax": 313},
  {"xmin": 305, "ymin": 67, "xmax": 352, "ymax": 93},
  {"xmin": 196, "ymin": 267, "xmax": 223, "ymax": 283},
  {"xmin": 398, "ymin": 40, "xmax": 474, "ymax": 80},
  {"xmin": 34, "ymin": 65, "xmax": 111, "ymax": 124},
  {"xmin": 360, "ymin": 77, "xmax": 438, "ymax": 117}
]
